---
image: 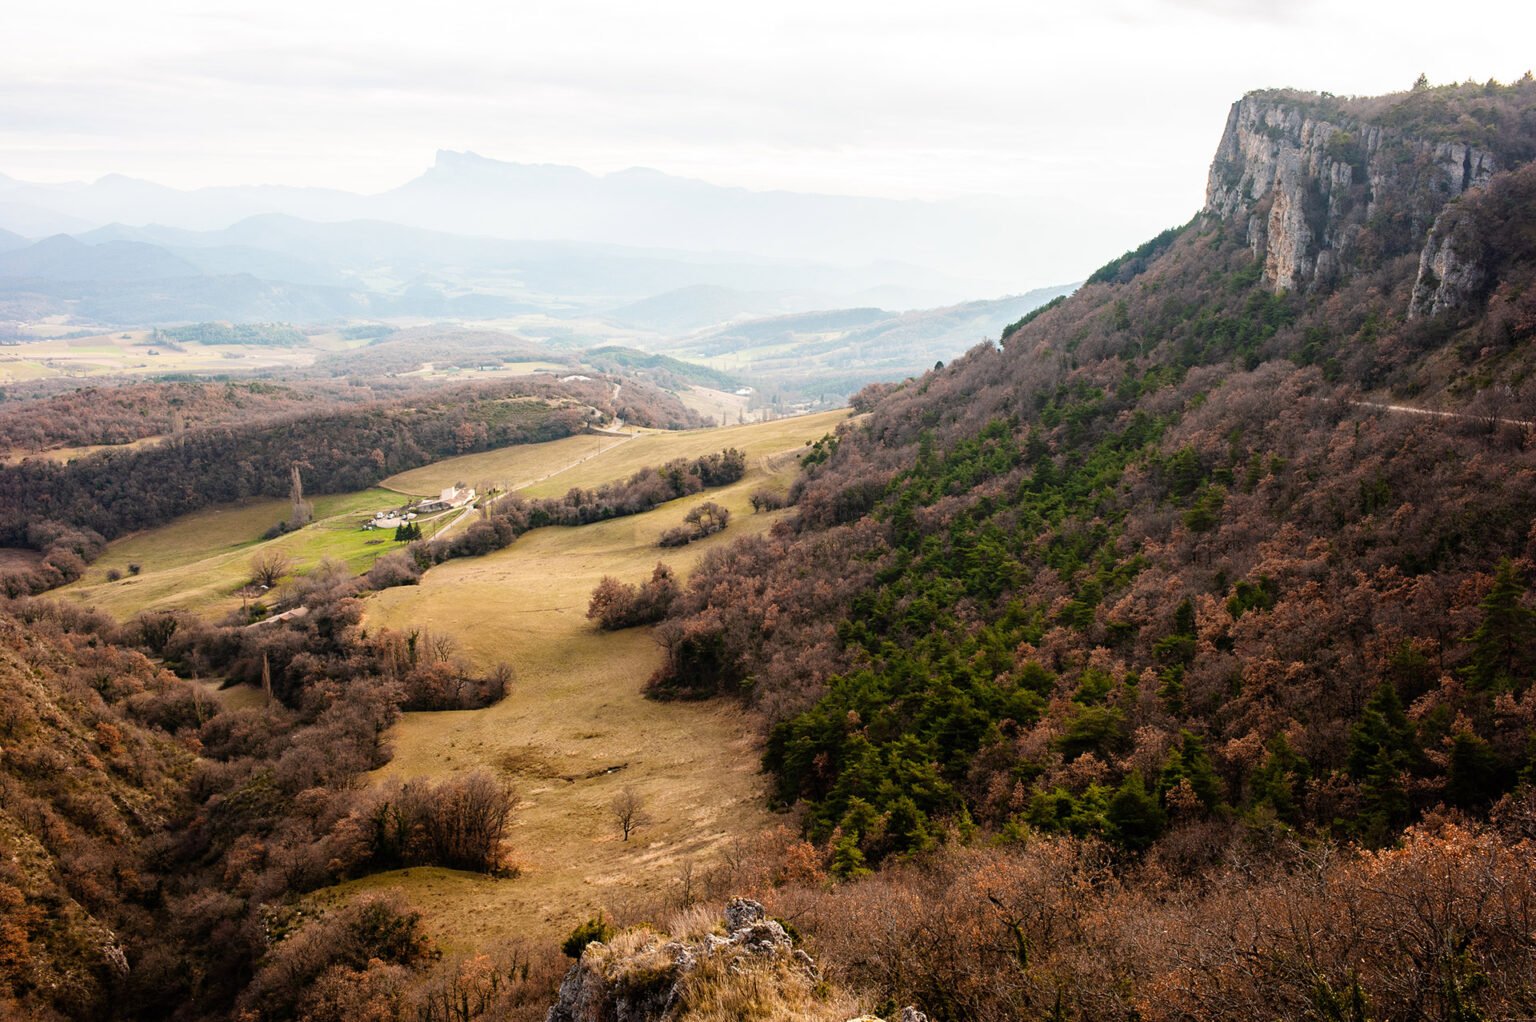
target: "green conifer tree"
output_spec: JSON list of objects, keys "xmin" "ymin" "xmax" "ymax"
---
[
  {"xmin": 1107, "ymin": 770, "xmax": 1166, "ymax": 850},
  {"xmin": 1464, "ymin": 559, "xmax": 1534, "ymax": 691}
]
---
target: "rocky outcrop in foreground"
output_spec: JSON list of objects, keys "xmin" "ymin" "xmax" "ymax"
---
[{"xmin": 545, "ymin": 898, "xmax": 925, "ymax": 1022}]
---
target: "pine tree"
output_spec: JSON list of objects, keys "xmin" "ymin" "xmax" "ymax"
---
[
  {"xmin": 1159, "ymin": 731, "xmax": 1224, "ymax": 811},
  {"xmin": 1348, "ymin": 683, "xmax": 1418, "ymax": 778},
  {"xmin": 1248, "ymin": 732, "xmax": 1309, "ymax": 822},
  {"xmin": 1358, "ymin": 745, "xmax": 1410, "ymax": 841},
  {"xmin": 1446, "ymin": 731, "xmax": 1504, "ymax": 809},
  {"xmin": 1107, "ymin": 770, "xmax": 1166, "ymax": 850},
  {"xmin": 1464, "ymin": 559, "xmax": 1534, "ymax": 691}
]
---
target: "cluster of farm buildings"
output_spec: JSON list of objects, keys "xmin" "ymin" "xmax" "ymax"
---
[{"xmin": 362, "ymin": 484, "xmax": 476, "ymax": 531}]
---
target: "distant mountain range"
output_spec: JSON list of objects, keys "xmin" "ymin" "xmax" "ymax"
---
[
  {"xmin": 0, "ymin": 152, "xmax": 1053, "ymax": 287},
  {"xmin": 0, "ymin": 211, "xmax": 1003, "ymax": 325}
]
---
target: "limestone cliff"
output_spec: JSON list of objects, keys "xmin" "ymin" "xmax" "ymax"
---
[
  {"xmin": 1204, "ymin": 91, "xmax": 1496, "ymax": 295},
  {"xmin": 1408, "ymin": 203, "xmax": 1488, "ymax": 318}
]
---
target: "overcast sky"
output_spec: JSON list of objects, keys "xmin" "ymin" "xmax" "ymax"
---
[{"xmin": 3, "ymin": 0, "xmax": 1534, "ymax": 261}]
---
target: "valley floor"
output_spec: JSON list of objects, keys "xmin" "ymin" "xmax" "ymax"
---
[
  {"xmin": 304, "ymin": 409, "xmax": 845, "ymax": 950},
  {"xmin": 52, "ymin": 407, "xmax": 846, "ymax": 950}
]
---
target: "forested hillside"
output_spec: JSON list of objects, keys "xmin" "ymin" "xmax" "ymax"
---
[
  {"xmin": 0, "ymin": 375, "xmax": 706, "ymax": 594},
  {"xmin": 631, "ymin": 79, "xmax": 1536, "ymax": 1015}
]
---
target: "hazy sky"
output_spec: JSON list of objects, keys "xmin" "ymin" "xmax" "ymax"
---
[{"xmin": 3, "ymin": 0, "xmax": 1534, "ymax": 247}]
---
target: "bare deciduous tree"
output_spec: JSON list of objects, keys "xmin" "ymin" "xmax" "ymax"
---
[
  {"xmin": 288, "ymin": 464, "xmax": 313, "ymax": 529},
  {"xmin": 609, "ymin": 786, "xmax": 651, "ymax": 842},
  {"xmin": 249, "ymin": 549, "xmax": 295, "ymax": 588}
]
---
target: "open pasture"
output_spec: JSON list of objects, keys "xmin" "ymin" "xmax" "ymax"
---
[{"xmin": 344, "ymin": 420, "xmax": 833, "ymax": 948}]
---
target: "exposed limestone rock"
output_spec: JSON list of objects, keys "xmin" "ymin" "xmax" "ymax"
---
[
  {"xmin": 845, "ymin": 1009, "xmax": 929, "ymax": 1022},
  {"xmin": 1204, "ymin": 93, "xmax": 1495, "ymax": 294},
  {"xmin": 723, "ymin": 895, "xmax": 764, "ymax": 931},
  {"xmin": 545, "ymin": 898, "xmax": 831, "ymax": 1022},
  {"xmin": 1409, "ymin": 203, "xmax": 1487, "ymax": 318}
]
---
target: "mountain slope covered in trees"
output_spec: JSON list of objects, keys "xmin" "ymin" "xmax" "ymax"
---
[{"xmin": 650, "ymin": 78, "xmax": 1536, "ymax": 888}]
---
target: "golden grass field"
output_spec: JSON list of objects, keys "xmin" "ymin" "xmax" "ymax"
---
[
  {"xmin": 381, "ymin": 434, "xmax": 626, "ymax": 497},
  {"xmin": 59, "ymin": 408, "xmax": 849, "ymax": 949},
  {"xmin": 332, "ymin": 410, "xmax": 848, "ymax": 950},
  {"xmin": 382, "ymin": 408, "xmax": 845, "ymax": 498},
  {"xmin": 674, "ymin": 385, "xmax": 753, "ymax": 427},
  {"xmin": 3, "ymin": 435, "xmax": 168, "ymax": 466},
  {"xmin": 0, "ymin": 330, "xmax": 318, "ymax": 382},
  {"xmin": 400, "ymin": 360, "xmax": 569, "ymax": 380}
]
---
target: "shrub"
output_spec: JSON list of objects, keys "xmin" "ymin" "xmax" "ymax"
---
[
  {"xmin": 587, "ymin": 564, "xmax": 680, "ymax": 630},
  {"xmin": 563, "ymin": 915, "xmax": 616, "ymax": 958},
  {"xmin": 749, "ymin": 489, "xmax": 787, "ymax": 512},
  {"xmin": 657, "ymin": 502, "xmax": 731, "ymax": 549},
  {"xmin": 658, "ymin": 526, "xmax": 695, "ymax": 548},
  {"xmin": 364, "ymin": 551, "xmax": 422, "ymax": 590}
]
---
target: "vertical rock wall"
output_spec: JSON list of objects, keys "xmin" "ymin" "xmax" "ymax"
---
[{"xmin": 1203, "ymin": 94, "xmax": 1495, "ymax": 297}]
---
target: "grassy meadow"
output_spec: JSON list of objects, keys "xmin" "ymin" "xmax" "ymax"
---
[
  {"xmin": 65, "ymin": 488, "xmax": 413, "ymax": 619},
  {"xmin": 0, "ymin": 330, "xmax": 318, "ymax": 382},
  {"xmin": 381, "ymin": 433, "xmax": 625, "ymax": 497},
  {"xmin": 67, "ymin": 410, "xmax": 844, "ymax": 623},
  {"xmin": 381, "ymin": 408, "xmax": 844, "ymax": 498},
  {"xmin": 337, "ymin": 412, "xmax": 847, "ymax": 949},
  {"xmin": 60, "ymin": 408, "xmax": 849, "ymax": 948}
]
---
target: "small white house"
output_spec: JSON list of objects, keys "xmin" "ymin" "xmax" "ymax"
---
[{"xmin": 415, "ymin": 485, "xmax": 475, "ymax": 514}]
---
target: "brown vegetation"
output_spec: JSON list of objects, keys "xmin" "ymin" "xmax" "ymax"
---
[{"xmin": 586, "ymin": 564, "xmax": 681, "ymax": 630}]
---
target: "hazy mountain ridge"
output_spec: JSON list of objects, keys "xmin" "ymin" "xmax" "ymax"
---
[
  {"xmin": 670, "ymin": 286, "xmax": 1076, "ymax": 369},
  {"xmin": 0, "ymin": 153, "xmax": 1041, "ymax": 287},
  {"xmin": 0, "ymin": 213, "xmax": 988, "ymax": 324}
]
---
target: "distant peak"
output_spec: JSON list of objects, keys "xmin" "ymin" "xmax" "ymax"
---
[
  {"xmin": 92, "ymin": 172, "xmax": 160, "ymax": 188},
  {"xmin": 432, "ymin": 149, "xmax": 488, "ymax": 167},
  {"xmin": 424, "ymin": 150, "xmax": 596, "ymax": 181}
]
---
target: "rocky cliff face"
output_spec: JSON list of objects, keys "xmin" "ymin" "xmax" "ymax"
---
[
  {"xmin": 1204, "ymin": 92, "xmax": 1496, "ymax": 296},
  {"xmin": 1407, "ymin": 203, "xmax": 1488, "ymax": 318}
]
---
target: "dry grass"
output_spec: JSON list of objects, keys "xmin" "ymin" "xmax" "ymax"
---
[
  {"xmin": 54, "ymin": 411, "xmax": 849, "ymax": 959},
  {"xmin": 382, "ymin": 408, "xmax": 845, "ymax": 499},
  {"xmin": 348, "ymin": 420, "xmax": 842, "ymax": 952},
  {"xmin": 401, "ymin": 360, "xmax": 568, "ymax": 380},
  {"xmin": 381, "ymin": 434, "xmax": 624, "ymax": 497},
  {"xmin": 569, "ymin": 914, "xmax": 862, "ymax": 1022},
  {"xmin": 519, "ymin": 410, "xmax": 847, "ymax": 499},
  {"xmin": 0, "ymin": 331, "xmax": 317, "ymax": 380},
  {"xmin": 672, "ymin": 955, "xmax": 859, "ymax": 1022},
  {"xmin": 1, "ymin": 435, "xmax": 167, "ymax": 465},
  {"xmin": 674, "ymin": 386, "xmax": 753, "ymax": 427}
]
